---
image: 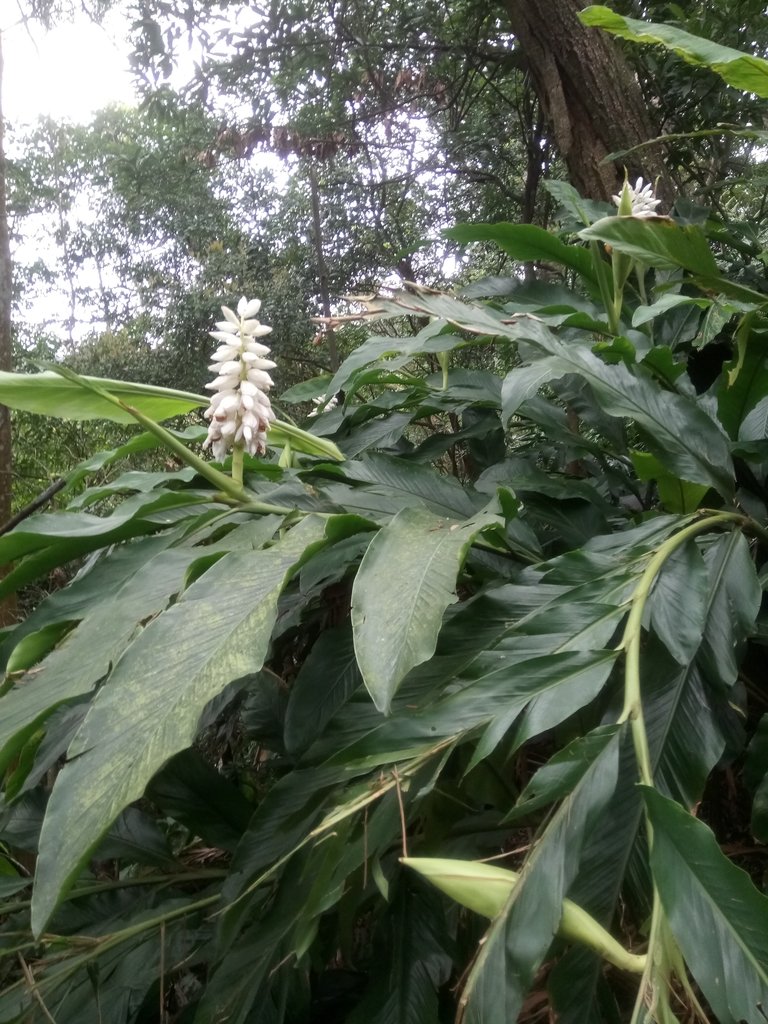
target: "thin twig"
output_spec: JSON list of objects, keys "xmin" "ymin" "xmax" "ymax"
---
[
  {"xmin": 0, "ymin": 477, "xmax": 66, "ymax": 536},
  {"xmin": 18, "ymin": 954, "xmax": 57, "ymax": 1024},
  {"xmin": 392, "ymin": 767, "xmax": 408, "ymax": 858},
  {"xmin": 159, "ymin": 921, "xmax": 166, "ymax": 1024},
  {"xmin": 362, "ymin": 805, "xmax": 369, "ymax": 890}
]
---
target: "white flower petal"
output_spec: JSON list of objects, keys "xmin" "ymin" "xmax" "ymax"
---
[
  {"xmin": 206, "ymin": 373, "xmax": 241, "ymax": 391},
  {"xmin": 240, "ymin": 298, "xmax": 262, "ymax": 318},
  {"xmin": 243, "ymin": 340, "xmax": 272, "ymax": 356},
  {"xmin": 247, "ymin": 369, "xmax": 274, "ymax": 388},
  {"xmin": 217, "ymin": 359, "xmax": 243, "ymax": 375},
  {"xmin": 242, "ymin": 322, "xmax": 272, "ymax": 337},
  {"xmin": 211, "ymin": 345, "xmax": 240, "ymax": 361},
  {"xmin": 208, "ymin": 387, "xmax": 238, "ymax": 407},
  {"xmin": 221, "ymin": 305, "xmax": 240, "ymax": 327}
]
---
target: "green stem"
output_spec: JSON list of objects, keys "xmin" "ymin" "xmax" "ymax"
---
[
  {"xmin": 629, "ymin": 890, "xmax": 665, "ymax": 1024},
  {"xmin": 610, "ymin": 249, "xmax": 632, "ymax": 335},
  {"xmin": 617, "ymin": 511, "xmax": 739, "ymax": 787},
  {"xmin": 590, "ymin": 241, "xmax": 615, "ymax": 330},
  {"xmin": 619, "ymin": 510, "xmax": 744, "ymax": 1021},
  {"xmin": 437, "ymin": 351, "xmax": 450, "ymax": 391},
  {"xmin": 0, "ymin": 870, "xmax": 227, "ymax": 917},
  {"xmin": 43, "ymin": 363, "xmax": 250, "ymax": 503},
  {"xmin": 231, "ymin": 444, "xmax": 245, "ymax": 488},
  {"xmin": 4, "ymin": 894, "xmax": 220, "ymax": 1006}
]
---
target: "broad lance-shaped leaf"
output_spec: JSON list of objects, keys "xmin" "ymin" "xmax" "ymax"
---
[
  {"xmin": 363, "ymin": 289, "xmax": 735, "ymax": 497},
  {"xmin": 0, "ymin": 548, "xmax": 200, "ymax": 775},
  {"xmin": 644, "ymin": 787, "xmax": 768, "ymax": 1024},
  {"xmin": 351, "ymin": 506, "xmax": 502, "ymax": 714},
  {"xmin": 284, "ymin": 623, "xmax": 362, "ymax": 754},
  {"xmin": 31, "ymin": 516, "xmax": 329, "ymax": 935},
  {"xmin": 443, "ymin": 222, "xmax": 600, "ymax": 293},
  {"xmin": 500, "ymin": 333, "xmax": 734, "ymax": 498},
  {"xmin": 0, "ymin": 370, "xmax": 206, "ymax": 423},
  {"xmin": 578, "ymin": 216, "xmax": 718, "ymax": 275},
  {"xmin": 459, "ymin": 728, "xmax": 622, "ymax": 1024},
  {"xmin": 579, "ymin": 6, "xmax": 768, "ymax": 99}
]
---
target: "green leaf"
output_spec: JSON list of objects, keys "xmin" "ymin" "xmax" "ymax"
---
[
  {"xmin": 508, "ymin": 336, "xmax": 734, "ymax": 497},
  {"xmin": 0, "ymin": 490, "xmax": 213, "ymax": 566},
  {"xmin": 95, "ymin": 806, "xmax": 176, "ymax": 869},
  {"xmin": 269, "ymin": 419, "xmax": 345, "ymax": 461},
  {"xmin": 630, "ymin": 451, "xmax": 708, "ymax": 513},
  {"xmin": 579, "ymin": 216, "xmax": 719, "ymax": 275},
  {"xmin": 0, "ymin": 547, "xmax": 200, "ymax": 774},
  {"xmin": 371, "ymin": 290, "xmax": 734, "ymax": 496},
  {"xmin": 752, "ymin": 772, "xmax": 768, "ymax": 842},
  {"xmin": 647, "ymin": 539, "xmax": 709, "ymax": 664},
  {"xmin": 31, "ymin": 516, "xmax": 329, "ymax": 935},
  {"xmin": 327, "ymin": 321, "xmax": 465, "ymax": 396},
  {"xmin": 444, "ymin": 222, "xmax": 599, "ymax": 290},
  {"xmin": 645, "ymin": 787, "xmax": 768, "ymax": 1024},
  {"xmin": 460, "ymin": 730, "xmax": 623, "ymax": 1024},
  {"xmin": 698, "ymin": 531, "xmax": 760, "ymax": 692},
  {"xmin": 501, "ymin": 359, "xmax": 561, "ymax": 424},
  {"xmin": 0, "ymin": 532, "xmax": 176, "ymax": 669},
  {"xmin": 467, "ymin": 649, "xmax": 618, "ymax": 769},
  {"xmin": 506, "ymin": 725, "xmax": 621, "ymax": 822},
  {"xmin": 718, "ymin": 319, "xmax": 768, "ymax": 439},
  {"xmin": 284, "ymin": 624, "xmax": 362, "ymax": 753},
  {"xmin": 3, "ymin": 620, "xmax": 77, "ymax": 678},
  {"xmin": 351, "ymin": 506, "xmax": 501, "ymax": 713},
  {"xmin": 0, "ymin": 370, "xmax": 205, "ymax": 422},
  {"xmin": 579, "ymin": 7, "xmax": 768, "ymax": 98},
  {"xmin": 345, "ymin": 885, "xmax": 451, "ymax": 1024},
  {"xmin": 334, "ymin": 453, "xmax": 484, "ymax": 520},
  {"xmin": 146, "ymin": 748, "xmax": 253, "ymax": 851},
  {"xmin": 279, "ymin": 374, "xmax": 333, "ymax": 402},
  {"xmin": 631, "ymin": 293, "xmax": 713, "ymax": 328}
]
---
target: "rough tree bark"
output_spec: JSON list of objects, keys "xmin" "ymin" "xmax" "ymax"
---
[{"xmin": 503, "ymin": 0, "xmax": 674, "ymax": 205}]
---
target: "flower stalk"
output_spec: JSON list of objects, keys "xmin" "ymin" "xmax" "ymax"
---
[{"xmin": 606, "ymin": 178, "xmax": 662, "ymax": 335}]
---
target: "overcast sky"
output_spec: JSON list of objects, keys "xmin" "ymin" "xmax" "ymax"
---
[{"xmin": 4, "ymin": 12, "xmax": 134, "ymax": 125}]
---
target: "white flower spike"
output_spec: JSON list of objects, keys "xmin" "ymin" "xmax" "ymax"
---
[
  {"xmin": 612, "ymin": 177, "xmax": 661, "ymax": 219},
  {"xmin": 307, "ymin": 393, "xmax": 339, "ymax": 418},
  {"xmin": 202, "ymin": 296, "xmax": 276, "ymax": 461}
]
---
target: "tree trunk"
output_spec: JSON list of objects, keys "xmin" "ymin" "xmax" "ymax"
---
[
  {"xmin": 503, "ymin": 0, "xmax": 674, "ymax": 205},
  {"xmin": 308, "ymin": 163, "xmax": 340, "ymax": 372},
  {"xmin": 0, "ymin": 30, "xmax": 16, "ymax": 625}
]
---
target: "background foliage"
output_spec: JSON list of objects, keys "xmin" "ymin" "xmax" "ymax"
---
[{"xmin": 2, "ymin": 3, "xmax": 768, "ymax": 1023}]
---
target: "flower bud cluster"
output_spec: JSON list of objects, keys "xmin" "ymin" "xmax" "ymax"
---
[
  {"xmin": 203, "ymin": 296, "xmax": 276, "ymax": 460},
  {"xmin": 612, "ymin": 177, "xmax": 661, "ymax": 218}
]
